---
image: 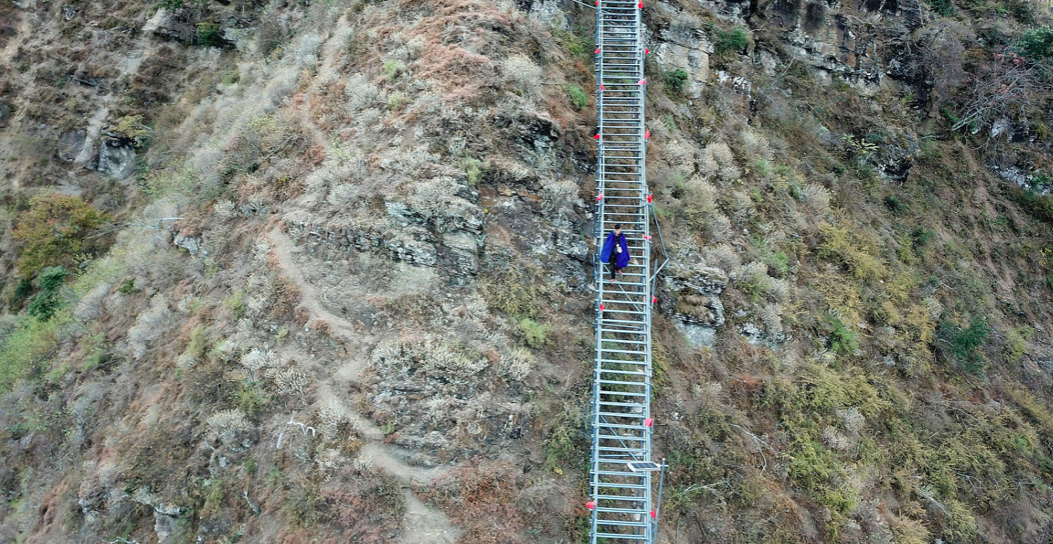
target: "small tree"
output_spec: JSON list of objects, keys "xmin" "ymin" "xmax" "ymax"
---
[
  {"xmin": 1014, "ymin": 26, "xmax": 1053, "ymax": 62},
  {"xmin": 664, "ymin": 69, "xmax": 690, "ymax": 94},
  {"xmin": 951, "ymin": 50, "xmax": 1051, "ymax": 133},
  {"xmin": 27, "ymin": 266, "xmax": 68, "ymax": 321},
  {"xmin": 11, "ymin": 193, "xmax": 110, "ymax": 279}
]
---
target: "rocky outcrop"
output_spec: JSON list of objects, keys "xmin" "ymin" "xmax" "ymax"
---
[
  {"xmin": 660, "ymin": 262, "xmax": 727, "ymax": 348},
  {"xmin": 132, "ymin": 488, "xmax": 188, "ymax": 544},
  {"xmin": 142, "ymin": 7, "xmax": 234, "ymax": 47},
  {"xmin": 97, "ymin": 141, "xmax": 137, "ymax": 179},
  {"xmin": 285, "ymin": 178, "xmax": 486, "ymax": 282},
  {"xmin": 527, "ymin": 0, "xmax": 568, "ymax": 31},
  {"xmin": 650, "ymin": 4, "xmax": 713, "ymax": 93},
  {"xmin": 874, "ymin": 128, "xmax": 920, "ymax": 180}
]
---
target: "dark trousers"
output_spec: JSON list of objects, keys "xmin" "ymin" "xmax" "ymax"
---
[{"xmin": 608, "ymin": 252, "xmax": 620, "ymax": 281}]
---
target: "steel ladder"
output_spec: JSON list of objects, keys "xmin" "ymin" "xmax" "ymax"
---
[{"xmin": 589, "ymin": 2, "xmax": 657, "ymax": 543}]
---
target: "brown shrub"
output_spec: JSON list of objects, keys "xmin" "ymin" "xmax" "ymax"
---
[
  {"xmin": 275, "ymin": 275, "xmax": 301, "ymax": 309},
  {"xmin": 306, "ymin": 144, "xmax": 326, "ymax": 165},
  {"xmin": 295, "ymin": 306, "xmax": 310, "ymax": 327},
  {"xmin": 422, "ymin": 460, "xmax": 527, "ymax": 544}
]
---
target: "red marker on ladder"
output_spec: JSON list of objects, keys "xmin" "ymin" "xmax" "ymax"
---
[
  {"xmin": 647, "ymin": 193, "xmax": 653, "ymax": 203},
  {"xmin": 587, "ymin": 501, "xmax": 596, "ymax": 510},
  {"xmin": 595, "ymin": 47, "xmax": 601, "ymax": 54},
  {"xmin": 650, "ymin": 510, "xmax": 656, "ymax": 519},
  {"xmin": 652, "ymin": 296, "xmax": 657, "ymax": 304},
  {"xmin": 645, "ymin": 130, "xmax": 650, "ymax": 139},
  {"xmin": 639, "ymin": 78, "xmax": 647, "ymax": 86},
  {"xmin": 599, "ymin": 304, "xmax": 605, "ymax": 312},
  {"xmin": 600, "ymin": 84, "xmax": 605, "ymax": 91},
  {"xmin": 596, "ymin": 193, "xmax": 603, "ymax": 201},
  {"xmin": 645, "ymin": 47, "xmax": 650, "ymax": 54},
  {"xmin": 594, "ymin": 133, "xmax": 601, "ymax": 140},
  {"xmin": 645, "ymin": 418, "xmax": 654, "ymax": 427},
  {"xmin": 639, "ymin": 1, "xmax": 644, "ymax": 8},
  {"xmin": 643, "ymin": 234, "xmax": 651, "ymax": 240}
]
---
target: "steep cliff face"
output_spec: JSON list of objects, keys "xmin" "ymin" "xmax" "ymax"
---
[{"xmin": 1, "ymin": 0, "xmax": 1053, "ymax": 543}]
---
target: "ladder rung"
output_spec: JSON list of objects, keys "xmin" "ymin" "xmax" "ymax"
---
[
  {"xmin": 595, "ymin": 507, "xmax": 649, "ymax": 515},
  {"xmin": 596, "ymin": 520, "xmax": 649, "ymax": 528},
  {"xmin": 597, "ymin": 388, "xmax": 647, "ymax": 397},
  {"xmin": 602, "ymin": 397, "xmax": 648, "ymax": 408},
  {"xmin": 593, "ymin": 469, "xmax": 647, "ymax": 476},
  {"xmin": 596, "ymin": 446, "xmax": 648, "ymax": 454},
  {"xmin": 596, "ymin": 483, "xmax": 648, "ymax": 490},
  {"xmin": 598, "ymin": 370, "xmax": 649, "ymax": 377},
  {"xmin": 596, "ymin": 420, "xmax": 648, "ymax": 429}
]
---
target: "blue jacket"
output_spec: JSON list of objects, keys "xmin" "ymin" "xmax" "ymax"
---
[{"xmin": 600, "ymin": 232, "xmax": 630, "ymax": 268}]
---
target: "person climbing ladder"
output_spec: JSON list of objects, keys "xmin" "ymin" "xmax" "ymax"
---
[{"xmin": 600, "ymin": 223, "xmax": 629, "ymax": 283}]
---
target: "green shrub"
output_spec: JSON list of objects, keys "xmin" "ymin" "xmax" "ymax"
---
[
  {"xmin": 225, "ymin": 291, "xmax": 246, "ymax": 320},
  {"xmin": 1015, "ymin": 26, "xmax": 1053, "ymax": 62},
  {"xmin": 461, "ymin": 157, "xmax": 489, "ymax": 185},
  {"xmin": 827, "ymin": 317, "xmax": 859, "ymax": 355},
  {"xmin": 118, "ymin": 278, "xmax": 136, "ymax": 295},
  {"xmin": 884, "ymin": 196, "xmax": 906, "ymax": 215},
  {"xmin": 196, "ymin": 22, "xmax": 221, "ymax": 46},
  {"xmin": 0, "ymin": 315, "xmax": 64, "ymax": 392},
  {"xmin": 664, "ymin": 69, "xmax": 689, "ymax": 94},
  {"xmin": 111, "ymin": 114, "xmax": 152, "ymax": 145},
  {"xmin": 27, "ymin": 267, "xmax": 68, "ymax": 321},
  {"xmin": 910, "ymin": 228, "xmax": 935, "ymax": 249},
  {"xmin": 518, "ymin": 318, "xmax": 551, "ymax": 349},
  {"xmin": 999, "ymin": 0, "xmax": 1035, "ymax": 23},
  {"xmin": 235, "ymin": 380, "xmax": 266, "ymax": 418},
  {"xmin": 553, "ymin": 29, "xmax": 594, "ymax": 61},
  {"xmin": 543, "ymin": 404, "xmax": 585, "ymax": 473},
  {"xmin": 184, "ymin": 324, "xmax": 208, "ymax": 361},
  {"xmin": 565, "ymin": 84, "xmax": 588, "ymax": 110},
  {"xmin": 925, "ymin": 0, "xmax": 954, "ymax": 16},
  {"xmin": 940, "ymin": 316, "xmax": 989, "ymax": 374},
  {"xmin": 817, "ymin": 223, "xmax": 885, "ymax": 281},
  {"xmin": 787, "ymin": 438, "xmax": 838, "ymax": 490},
  {"xmin": 479, "ymin": 269, "xmax": 544, "ymax": 319},
  {"xmin": 766, "ymin": 251, "xmax": 789, "ymax": 278},
  {"xmin": 1003, "ymin": 326, "xmax": 1033, "ymax": 363},
  {"xmin": 715, "ymin": 29, "xmax": 748, "ymax": 55},
  {"xmin": 1007, "ymin": 186, "xmax": 1053, "ymax": 224},
  {"xmin": 382, "ymin": 60, "xmax": 404, "ymax": 81},
  {"xmin": 12, "ymin": 193, "xmax": 110, "ymax": 279}
]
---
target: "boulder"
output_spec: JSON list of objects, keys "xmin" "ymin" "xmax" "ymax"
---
[
  {"xmin": 173, "ymin": 231, "xmax": 204, "ymax": 256},
  {"xmin": 97, "ymin": 141, "xmax": 136, "ymax": 179},
  {"xmin": 132, "ymin": 488, "xmax": 188, "ymax": 544},
  {"xmin": 528, "ymin": 0, "xmax": 568, "ymax": 31},
  {"xmin": 58, "ymin": 130, "xmax": 87, "ymax": 162},
  {"xmin": 874, "ymin": 129, "xmax": 919, "ymax": 181},
  {"xmin": 143, "ymin": 8, "xmax": 182, "ymax": 41},
  {"xmin": 0, "ymin": 102, "xmax": 11, "ymax": 129},
  {"xmin": 653, "ymin": 16, "xmax": 713, "ymax": 95}
]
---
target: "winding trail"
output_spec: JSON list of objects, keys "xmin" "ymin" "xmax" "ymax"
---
[
  {"xmin": 262, "ymin": 14, "xmax": 462, "ymax": 543},
  {"xmin": 266, "ymin": 226, "xmax": 459, "ymax": 544},
  {"xmin": 268, "ymin": 226, "xmax": 368, "ymax": 348}
]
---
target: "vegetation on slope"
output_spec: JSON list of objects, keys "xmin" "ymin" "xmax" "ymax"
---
[{"xmin": 0, "ymin": 0, "xmax": 1052, "ymax": 543}]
